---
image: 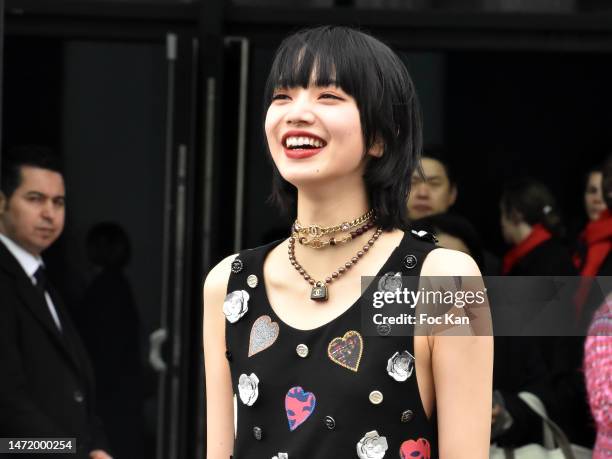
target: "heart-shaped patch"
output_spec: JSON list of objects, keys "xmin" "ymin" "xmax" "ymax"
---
[
  {"xmin": 327, "ymin": 330, "xmax": 363, "ymax": 372},
  {"xmin": 400, "ymin": 438, "xmax": 431, "ymax": 459},
  {"xmin": 248, "ymin": 315, "xmax": 279, "ymax": 357},
  {"xmin": 285, "ymin": 386, "xmax": 316, "ymax": 431}
]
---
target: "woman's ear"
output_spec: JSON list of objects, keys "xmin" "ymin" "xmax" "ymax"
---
[{"xmin": 368, "ymin": 138, "xmax": 384, "ymax": 158}]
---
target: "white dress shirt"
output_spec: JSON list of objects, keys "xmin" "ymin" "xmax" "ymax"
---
[{"xmin": 0, "ymin": 233, "xmax": 62, "ymax": 331}]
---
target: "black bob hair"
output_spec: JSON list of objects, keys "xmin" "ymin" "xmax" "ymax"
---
[
  {"xmin": 263, "ymin": 25, "xmax": 423, "ymax": 231},
  {"xmin": 1, "ymin": 145, "xmax": 63, "ymax": 200}
]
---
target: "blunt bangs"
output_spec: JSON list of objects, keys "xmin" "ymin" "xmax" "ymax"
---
[{"xmin": 264, "ymin": 26, "xmax": 423, "ymax": 231}]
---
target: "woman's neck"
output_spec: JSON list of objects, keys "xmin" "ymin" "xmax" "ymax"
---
[
  {"xmin": 288, "ymin": 178, "xmax": 384, "ymax": 282},
  {"xmin": 295, "ymin": 176, "xmax": 370, "ymax": 227}
]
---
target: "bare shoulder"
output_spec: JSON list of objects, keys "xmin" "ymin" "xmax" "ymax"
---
[
  {"xmin": 203, "ymin": 253, "xmax": 239, "ymax": 304},
  {"xmin": 421, "ymin": 247, "xmax": 482, "ymax": 277}
]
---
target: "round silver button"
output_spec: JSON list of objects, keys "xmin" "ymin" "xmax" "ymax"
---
[
  {"xmin": 376, "ymin": 323, "xmax": 391, "ymax": 336},
  {"xmin": 403, "ymin": 254, "xmax": 418, "ymax": 269},
  {"xmin": 296, "ymin": 344, "xmax": 309, "ymax": 358},
  {"xmin": 253, "ymin": 426, "xmax": 263, "ymax": 440},
  {"xmin": 369, "ymin": 390, "xmax": 383, "ymax": 405},
  {"xmin": 324, "ymin": 415, "xmax": 336, "ymax": 430},
  {"xmin": 246, "ymin": 274, "xmax": 258, "ymax": 288},
  {"xmin": 231, "ymin": 259, "xmax": 244, "ymax": 273}
]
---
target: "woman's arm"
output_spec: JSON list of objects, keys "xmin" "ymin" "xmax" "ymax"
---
[
  {"xmin": 422, "ymin": 248, "xmax": 494, "ymax": 459},
  {"xmin": 203, "ymin": 255, "xmax": 237, "ymax": 459}
]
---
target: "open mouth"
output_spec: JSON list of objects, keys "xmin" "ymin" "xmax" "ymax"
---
[{"xmin": 282, "ymin": 135, "xmax": 327, "ymax": 150}]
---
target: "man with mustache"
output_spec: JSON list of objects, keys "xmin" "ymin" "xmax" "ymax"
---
[{"xmin": 0, "ymin": 146, "xmax": 112, "ymax": 459}]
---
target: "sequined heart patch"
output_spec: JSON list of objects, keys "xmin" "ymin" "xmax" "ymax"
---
[
  {"xmin": 400, "ymin": 438, "xmax": 431, "ymax": 459},
  {"xmin": 248, "ymin": 315, "xmax": 279, "ymax": 357},
  {"xmin": 327, "ymin": 330, "xmax": 363, "ymax": 372},
  {"xmin": 285, "ymin": 386, "xmax": 316, "ymax": 431}
]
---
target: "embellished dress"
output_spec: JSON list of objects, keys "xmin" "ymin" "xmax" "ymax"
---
[{"xmin": 223, "ymin": 231, "xmax": 438, "ymax": 459}]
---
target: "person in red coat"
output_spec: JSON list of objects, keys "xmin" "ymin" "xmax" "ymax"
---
[
  {"xmin": 574, "ymin": 162, "xmax": 612, "ymax": 277},
  {"xmin": 500, "ymin": 178, "xmax": 575, "ymax": 276},
  {"xmin": 494, "ymin": 178, "xmax": 595, "ymax": 450}
]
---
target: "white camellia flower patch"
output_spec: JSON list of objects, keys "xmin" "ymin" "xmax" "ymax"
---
[
  {"xmin": 356, "ymin": 430, "xmax": 388, "ymax": 459},
  {"xmin": 223, "ymin": 290, "xmax": 250, "ymax": 323},
  {"xmin": 377, "ymin": 271, "xmax": 403, "ymax": 293},
  {"xmin": 386, "ymin": 350, "xmax": 415, "ymax": 382},
  {"xmin": 238, "ymin": 373, "xmax": 259, "ymax": 406}
]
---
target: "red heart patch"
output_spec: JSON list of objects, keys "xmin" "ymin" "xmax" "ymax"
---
[
  {"xmin": 400, "ymin": 438, "xmax": 431, "ymax": 459},
  {"xmin": 285, "ymin": 386, "xmax": 316, "ymax": 431}
]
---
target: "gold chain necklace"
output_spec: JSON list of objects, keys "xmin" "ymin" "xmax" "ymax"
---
[
  {"xmin": 292, "ymin": 220, "xmax": 376, "ymax": 249},
  {"xmin": 293, "ymin": 209, "xmax": 375, "ymax": 239},
  {"xmin": 288, "ymin": 227, "xmax": 383, "ymax": 301}
]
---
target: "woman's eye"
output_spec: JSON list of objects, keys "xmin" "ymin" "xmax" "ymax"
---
[
  {"xmin": 272, "ymin": 94, "xmax": 290, "ymax": 101},
  {"xmin": 320, "ymin": 93, "xmax": 342, "ymax": 100}
]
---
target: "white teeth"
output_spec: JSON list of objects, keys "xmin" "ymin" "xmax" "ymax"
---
[{"xmin": 285, "ymin": 136, "xmax": 324, "ymax": 148}]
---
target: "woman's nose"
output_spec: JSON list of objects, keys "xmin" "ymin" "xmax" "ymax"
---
[{"xmin": 285, "ymin": 97, "xmax": 315, "ymax": 125}]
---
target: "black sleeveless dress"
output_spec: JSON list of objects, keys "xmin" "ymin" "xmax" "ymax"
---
[{"xmin": 223, "ymin": 231, "xmax": 438, "ymax": 459}]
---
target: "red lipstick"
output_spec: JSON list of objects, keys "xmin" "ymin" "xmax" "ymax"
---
[{"xmin": 281, "ymin": 130, "xmax": 327, "ymax": 160}]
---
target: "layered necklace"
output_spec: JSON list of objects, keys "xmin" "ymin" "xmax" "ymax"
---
[{"xmin": 288, "ymin": 209, "xmax": 382, "ymax": 301}]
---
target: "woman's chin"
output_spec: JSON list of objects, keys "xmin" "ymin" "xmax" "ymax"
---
[
  {"xmin": 280, "ymin": 173, "xmax": 326, "ymax": 189},
  {"xmin": 277, "ymin": 164, "xmax": 330, "ymax": 187}
]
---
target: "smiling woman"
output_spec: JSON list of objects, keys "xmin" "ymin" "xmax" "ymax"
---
[{"xmin": 203, "ymin": 25, "xmax": 493, "ymax": 459}]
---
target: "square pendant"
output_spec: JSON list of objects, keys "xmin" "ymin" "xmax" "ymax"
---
[{"xmin": 310, "ymin": 284, "xmax": 328, "ymax": 301}]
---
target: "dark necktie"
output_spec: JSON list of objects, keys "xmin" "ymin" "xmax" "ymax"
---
[
  {"xmin": 34, "ymin": 266, "xmax": 48, "ymax": 296},
  {"xmin": 33, "ymin": 266, "xmax": 62, "ymax": 331}
]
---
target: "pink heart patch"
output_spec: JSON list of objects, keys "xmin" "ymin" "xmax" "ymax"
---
[
  {"xmin": 400, "ymin": 438, "xmax": 431, "ymax": 459},
  {"xmin": 285, "ymin": 386, "xmax": 316, "ymax": 431}
]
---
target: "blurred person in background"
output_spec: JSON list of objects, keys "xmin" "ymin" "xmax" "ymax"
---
[
  {"xmin": 494, "ymin": 177, "xmax": 595, "ymax": 450},
  {"xmin": 408, "ymin": 147, "xmax": 500, "ymax": 274},
  {"xmin": 582, "ymin": 155, "xmax": 612, "ymax": 458},
  {"xmin": 76, "ymin": 222, "xmax": 144, "ymax": 459},
  {"xmin": 574, "ymin": 155, "xmax": 612, "ymax": 331},
  {"xmin": 500, "ymin": 177, "xmax": 575, "ymax": 276},
  {"xmin": 574, "ymin": 160, "xmax": 612, "ymax": 277},
  {"xmin": 584, "ymin": 166, "xmax": 606, "ymax": 223},
  {"xmin": 407, "ymin": 147, "xmax": 457, "ymax": 220},
  {"xmin": 0, "ymin": 146, "xmax": 112, "ymax": 459}
]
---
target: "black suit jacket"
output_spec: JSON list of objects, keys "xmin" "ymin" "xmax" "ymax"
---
[{"xmin": 0, "ymin": 242, "xmax": 109, "ymax": 459}]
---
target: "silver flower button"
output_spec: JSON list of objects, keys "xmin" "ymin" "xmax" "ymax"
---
[
  {"xmin": 377, "ymin": 271, "xmax": 403, "ymax": 293},
  {"xmin": 356, "ymin": 430, "xmax": 388, "ymax": 459},
  {"xmin": 386, "ymin": 350, "xmax": 415, "ymax": 382},
  {"xmin": 223, "ymin": 290, "xmax": 250, "ymax": 323},
  {"xmin": 238, "ymin": 373, "xmax": 259, "ymax": 406}
]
